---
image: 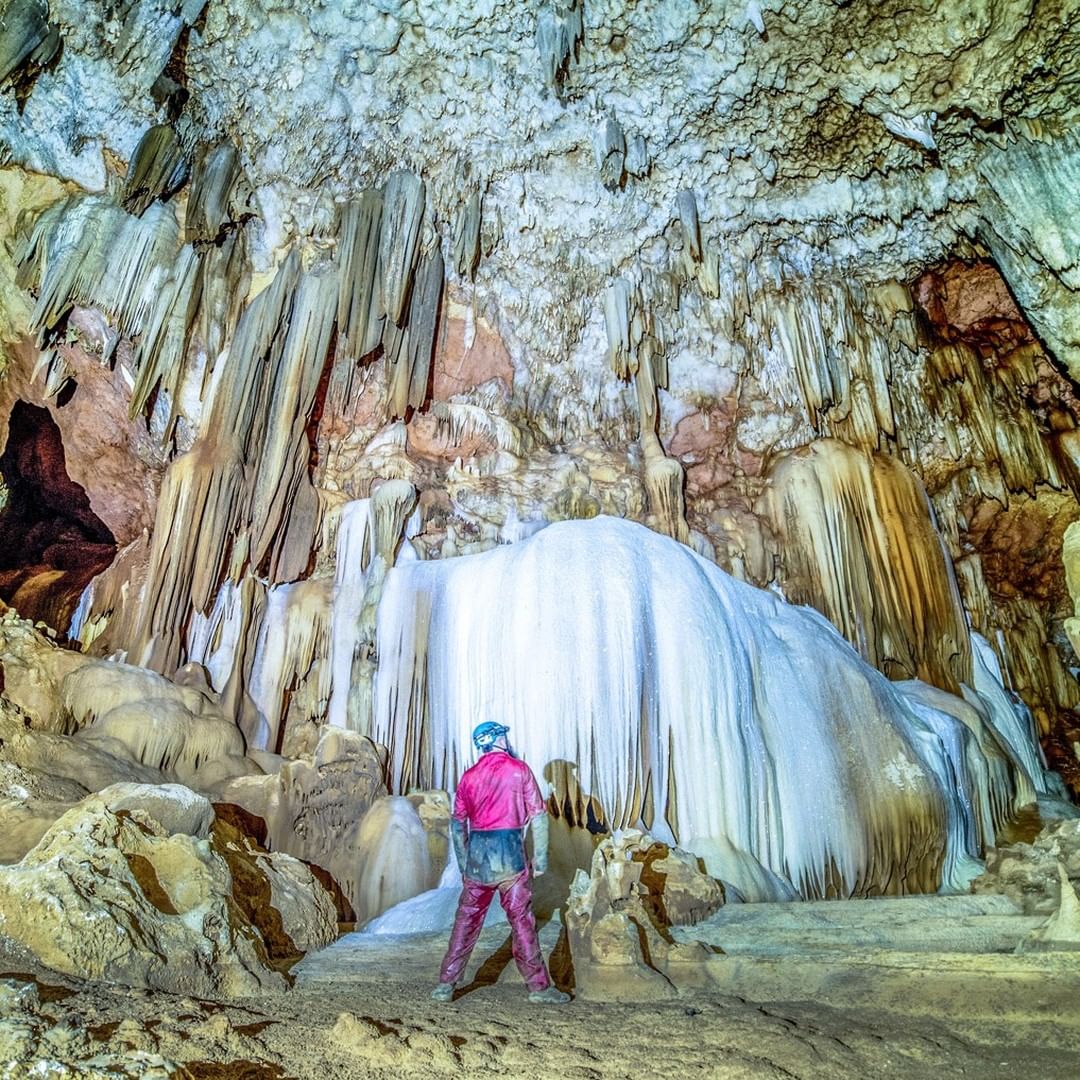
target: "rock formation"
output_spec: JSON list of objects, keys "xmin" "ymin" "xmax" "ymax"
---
[
  {"xmin": 0, "ymin": 794, "xmax": 302, "ymax": 997},
  {"xmin": 565, "ymin": 829, "xmax": 725, "ymax": 1001}
]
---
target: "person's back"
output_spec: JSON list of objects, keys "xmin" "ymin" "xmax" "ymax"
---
[{"xmin": 431, "ymin": 722, "xmax": 570, "ymax": 1004}]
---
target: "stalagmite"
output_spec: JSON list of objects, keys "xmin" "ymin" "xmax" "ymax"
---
[
  {"xmin": 121, "ymin": 126, "xmax": 189, "ymax": 217},
  {"xmin": 351, "ymin": 796, "xmax": 431, "ymax": 925},
  {"xmin": 372, "ymin": 516, "xmax": 1025, "ymax": 900},
  {"xmin": 1021, "ymin": 864, "xmax": 1080, "ymax": 952}
]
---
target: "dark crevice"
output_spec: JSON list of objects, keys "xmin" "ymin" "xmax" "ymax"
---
[{"xmin": 0, "ymin": 401, "xmax": 116, "ymax": 634}]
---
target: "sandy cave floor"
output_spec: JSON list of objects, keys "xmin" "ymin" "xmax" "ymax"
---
[{"xmin": 5, "ymin": 920, "xmax": 1080, "ymax": 1080}]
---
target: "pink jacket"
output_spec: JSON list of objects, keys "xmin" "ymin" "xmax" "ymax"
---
[{"xmin": 452, "ymin": 750, "xmax": 546, "ymax": 831}]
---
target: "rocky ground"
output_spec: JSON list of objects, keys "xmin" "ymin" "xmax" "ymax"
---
[{"xmin": 4, "ymin": 918, "xmax": 1080, "ymax": 1080}]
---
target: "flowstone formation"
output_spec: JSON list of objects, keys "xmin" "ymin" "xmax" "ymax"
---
[{"xmin": 0, "ymin": 0, "xmax": 1077, "ymax": 1006}]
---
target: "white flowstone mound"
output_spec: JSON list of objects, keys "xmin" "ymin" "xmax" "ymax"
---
[
  {"xmin": 373, "ymin": 516, "xmax": 1044, "ymax": 900},
  {"xmin": 0, "ymin": 795, "xmax": 286, "ymax": 997}
]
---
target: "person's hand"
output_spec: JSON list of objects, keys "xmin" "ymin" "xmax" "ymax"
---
[{"xmin": 532, "ymin": 858, "xmax": 548, "ymax": 876}]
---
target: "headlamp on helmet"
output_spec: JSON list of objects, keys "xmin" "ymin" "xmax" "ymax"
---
[{"xmin": 472, "ymin": 721, "xmax": 509, "ymax": 751}]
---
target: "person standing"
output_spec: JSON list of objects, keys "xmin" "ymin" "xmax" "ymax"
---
[{"xmin": 432, "ymin": 721, "xmax": 570, "ymax": 1004}]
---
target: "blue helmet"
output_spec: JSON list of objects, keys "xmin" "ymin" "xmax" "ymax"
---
[{"xmin": 472, "ymin": 721, "xmax": 509, "ymax": 751}]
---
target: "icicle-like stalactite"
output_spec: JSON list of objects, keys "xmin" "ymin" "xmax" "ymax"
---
[
  {"xmin": 185, "ymin": 142, "xmax": 250, "ymax": 245},
  {"xmin": 978, "ymin": 127, "xmax": 1080, "ymax": 381},
  {"xmin": 372, "ymin": 517, "xmax": 1030, "ymax": 900},
  {"xmin": 452, "ymin": 191, "xmax": 481, "ymax": 280},
  {"xmin": 16, "ymin": 196, "xmax": 180, "ymax": 342},
  {"xmin": 131, "ymin": 250, "xmax": 336, "ymax": 673},
  {"xmin": 536, "ymin": 0, "xmax": 584, "ymax": 94},
  {"xmin": 335, "ymin": 189, "xmax": 383, "ymax": 367},
  {"xmin": 379, "ymin": 170, "xmax": 425, "ymax": 327},
  {"xmin": 0, "ymin": 0, "xmax": 58, "ymax": 86},
  {"xmin": 121, "ymin": 125, "xmax": 190, "ymax": 217},
  {"xmin": 604, "ymin": 274, "xmax": 689, "ymax": 544},
  {"xmin": 763, "ymin": 439, "xmax": 972, "ymax": 693}
]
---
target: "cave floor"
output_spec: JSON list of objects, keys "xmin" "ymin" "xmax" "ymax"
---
[{"xmin": 7, "ymin": 914, "xmax": 1080, "ymax": 1080}]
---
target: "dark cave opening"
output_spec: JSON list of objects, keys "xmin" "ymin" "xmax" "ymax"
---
[{"xmin": 0, "ymin": 401, "xmax": 116, "ymax": 634}]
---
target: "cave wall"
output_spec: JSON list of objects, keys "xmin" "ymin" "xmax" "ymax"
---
[{"xmin": 0, "ymin": 0, "xmax": 1078, "ymax": 788}]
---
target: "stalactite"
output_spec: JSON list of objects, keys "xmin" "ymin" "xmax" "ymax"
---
[
  {"xmin": 762, "ymin": 439, "xmax": 972, "ymax": 693},
  {"xmin": 430, "ymin": 401, "xmax": 527, "ymax": 457},
  {"xmin": 536, "ymin": 0, "xmax": 583, "ymax": 94},
  {"xmin": 0, "ymin": 0, "xmax": 59, "ymax": 87},
  {"xmin": 16, "ymin": 196, "xmax": 180, "ymax": 343},
  {"xmin": 675, "ymin": 190, "xmax": 701, "ymax": 263},
  {"xmin": 604, "ymin": 274, "xmax": 689, "ymax": 544},
  {"xmin": 335, "ymin": 189, "xmax": 383, "ymax": 365},
  {"xmin": 130, "ymin": 248, "xmax": 337, "ymax": 676},
  {"xmin": 386, "ymin": 244, "xmax": 443, "ymax": 419},
  {"xmin": 603, "ymin": 278, "xmax": 632, "ymax": 379},
  {"xmin": 121, "ymin": 125, "xmax": 189, "ymax": 217},
  {"xmin": 378, "ymin": 170, "xmax": 425, "ymax": 327},
  {"xmin": 595, "ymin": 117, "xmax": 626, "ymax": 191},
  {"xmin": 977, "ymin": 128, "xmax": 1080, "ymax": 380},
  {"xmin": 129, "ymin": 244, "xmax": 199, "ymax": 421},
  {"xmin": 246, "ymin": 264, "xmax": 338, "ymax": 577},
  {"xmin": 451, "ymin": 191, "xmax": 481, "ymax": 280},
  {"xmin": 185, "ymin": 142, "xmax": 249, "ymax": 245},
  {"xmin": 760, "ymin": 278, "xmax": 899, "ymax": 449}
]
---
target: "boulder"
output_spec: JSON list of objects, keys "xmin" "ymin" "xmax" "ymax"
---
[
  {"xmin": 210, "ymin": 815, "xmax": 337, "ymax": 958},
  {"xmin": 217, "ymin": 726, "xmax": 388, "ymax": 920},
  {"xmin": 0, "ymin": 797, "xmax": 284, "ymax": 997},
  {"xmin": 565, "ymin": 830, "xmax": 724, "ymax": 1001},
  {"xmin": 97, "ymin": 782, "xmax": 215, "ymax": 839},
  {"xmin": 974, "ymin": 819, "xmax": 1080, "ymax": 914}
]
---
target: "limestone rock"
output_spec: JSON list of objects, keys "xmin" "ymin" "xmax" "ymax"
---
[
  {"xmin": 216, "ymin": 725, "xmax": 388, "ymax": 920},
  {"xmin": 0, "ymin": 797, "xmax": 285, "ymax": 997},
  {"xmin": 565, "ymin": 830, "xmax": 724, "ymax": 1001},
  {"xmin": 1020, "ymin": 863, "xmax": 1080, "ymax": 953},
  {"xmin": 96, "ymin": 782, "xmax": 215, "ymax": 840},
  {"xmin": 975, "ymin": 819, "xmax": 1080, "ymax": 915},
  {"xmin": 210, "ymin": 815, "xmax": 336, "ymax": 958}
]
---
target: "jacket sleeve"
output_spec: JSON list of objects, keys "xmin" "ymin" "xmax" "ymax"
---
[
  {"xmin": 452, "ymin": 774, "xmax": 471, "ymax": 823},
  {"xmin": 521, "ymin": 763, "xmax": 546, "ymax": 820}
]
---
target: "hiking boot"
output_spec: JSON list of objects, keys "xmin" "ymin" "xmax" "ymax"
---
[
  {"xmin": 430, "ymin": 982, "xmax": 455, "ymax": 1002},
  {"xmin": 527, "ymin": 986, "xmax": 571, "ymax": 1004}
]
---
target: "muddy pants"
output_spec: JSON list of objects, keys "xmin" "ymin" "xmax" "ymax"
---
[{"xmin": 438, "ymin": 869, "xmax": 551, "ymax": 991}]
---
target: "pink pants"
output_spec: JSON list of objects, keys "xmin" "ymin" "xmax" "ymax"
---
[{"xmin": 438, "ymin": 869, "xmax": 551, "ymax": 992}]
